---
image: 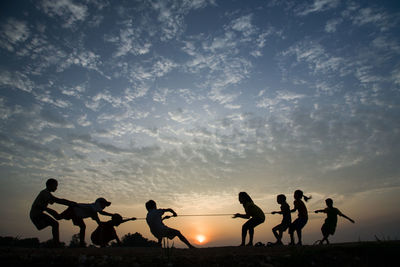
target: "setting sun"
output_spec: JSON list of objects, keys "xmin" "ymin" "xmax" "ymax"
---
[{"xmin": 196, "ymin": 235, "xmax": 206, "ymax": 244}]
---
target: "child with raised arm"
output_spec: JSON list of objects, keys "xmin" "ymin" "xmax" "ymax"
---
[
  {"xmin": 59, "ymin": 197, "xmax": 114, "ymax": 247},
  {"xmin": 90, "ymin": 213, "xmax": 136, "ymax": 247},
  {"xmin": 271, "ymin": 194, "xmax": 291, "ymax": 246},
  {"xmin": 30, "ymin": 178, "xmax": 76, "ymax": 246},
  {"xmin": 233, "ymin": 192, "xmax": 265, "ymax": 246},
  {"xmin": 289, "ymin": 189, "xmax": 311, "ymax": 246},
  {"xmin": 315, "ymin": 198, "xmax": 355, "ymax": 244},
  {"xmin": 145, "ymin": 200, "xmax": 195, "ymax": 248}
]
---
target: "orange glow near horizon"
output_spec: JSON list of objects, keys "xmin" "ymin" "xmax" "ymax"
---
[{"xmin": 196, "ymin": 235, "xmax": 206, "ymax": 244}]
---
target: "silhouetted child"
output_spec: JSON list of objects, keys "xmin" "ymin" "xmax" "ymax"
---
[
  {"xmin": 145, "ymin": 200, "xmax": 194, "ymax": 248},
  {"xmin": 30, "ymin": 178, "xmax": 76, "ymax": 246},
  {"xmin": 315, "ymin": 198, "xmax": 355, "ymax": 244},
  {"xmin": 271, "ymin": 194, "xmax": 291, "ymax": 245},
  {"xmin": 233, "ymin": 192, "xmax": 265, "ymax": 246},
  {"xmin": 59, "ymin": 197, "xmax": 114, "ymax": 247},
  {"xmin": 289, "ymin": 189, "xmax": 311, "ymax": 246},
  {"xmin": 90, "ymin": 213, "xmax": 137, "ymax": 247}
]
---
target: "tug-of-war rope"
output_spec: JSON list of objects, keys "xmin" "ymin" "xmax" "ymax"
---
[{"xmin": 131, "ymin": 211, "xmax": 315, "ymax": 220}]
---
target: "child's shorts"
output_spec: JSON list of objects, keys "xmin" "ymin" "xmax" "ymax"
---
[
  {"xmin": 274, "ymin": 222, "xmax": 290, "ymax": 232},
  {"xmin": 30, "ymin": 212, "xmax": 56, "ymax": 230},
  {"xmin": 60, "ymin": 207, "xmax": 84, "ymax": 226},
  {"xmin": 321, "ymin": 222, "xmax": 336, "ymax": 235},
  {"xmin": 289, "ymin": 217, "xmax": 308, "ymax": 232},
  {"xmin": 155, "ymin": 227, "xmax": 180, "ymax": 240}
]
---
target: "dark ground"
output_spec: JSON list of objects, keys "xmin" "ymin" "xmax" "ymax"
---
[{"xmin": 1, "ymin": 241, "xmax": 399, "ymax": 267}]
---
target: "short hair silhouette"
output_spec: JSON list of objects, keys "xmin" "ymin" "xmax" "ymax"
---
[
  {"xmin": 146, "ymin": 200, "xmax": 156, "ymax": 210},
  {"xmin": 46, "ymin": 178, "xmax": 57, "ymax": 188},
  {"xmin": 277, "ymin": 194, "xmax": 286, "ymax": 202}
]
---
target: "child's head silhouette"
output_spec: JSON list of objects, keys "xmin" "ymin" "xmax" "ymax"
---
[
  {"xmin": 294, "ymin": 190, "xmax": 311, "ymax": 202},
  {"xmin": 111, "ymin": 213, "xmax": 123, "ymax": 226},
  {"xmin": 46, "ymin": 178, "xmax": 58, "ymax": 192},
  {"xmin": 146, "ymin": 200, "xmax": 157, "ymax": 211},
  {"xmin": 325, "ymin": 198, "xmax": 333, "ymax": 207},
  {"xmin": 238, "ymin": 192, "xmax": 253, "ymax": 204},
  {"xmin": 277, "ymin": 194, "xmax": 286, "ymax": 204}
]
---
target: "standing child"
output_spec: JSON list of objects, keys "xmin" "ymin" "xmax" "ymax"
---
[
  {"xmin": 315, "ymin": 198, "xmax": 355, "ymax": 244},
  {"xmin": 289, "ymin": 189, "xmax": 311, "ymax": 246},
  {"xmin": 30, "ymin": 178, "xmax": 76, "ymax": 246},
  {"xmin": 145, "ymin": 200, "xmax": 194, "ymax": 248},
  {"xmin": 233, "ymin": 192, "xmax": 265, "ymax": 246},
  {"xmin": 271, "ymin": 194, "xmax": 291, "ymax": 245},
  {"xmin": 90, "ymin": 213, "xmax": 137, "ymax": 247},
  {"xmin": 59, "ymin": 197, "xmax": 114, "ymax": 247}
]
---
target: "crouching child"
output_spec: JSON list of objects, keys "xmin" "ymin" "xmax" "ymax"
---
[{"xmin": 91, "ymin": 214, "xmax": 136, "ymax": 247}]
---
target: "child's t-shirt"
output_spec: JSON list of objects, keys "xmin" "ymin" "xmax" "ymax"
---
[
  {"xmin": 30, "ymin": 189, "xmax": 55, "ymax": 217},
  {"xmin": 73, "ymin": 202, "xmax": 103, "ymax": 219},
  {"xmin": 280, "ymin": 202, "xmax": 291, "ymax": 225},
  {"xmin": 91, "ymin": 221, "xmax": 117, "ymax": 246},
  {"xmin": 324, "ymin": 207, "xmax": 340, "ymax": 226},
  {"xmin": 243, "ymin": 201, "xmax": 265, "ymax": 221},
  {"xmin": 294, "ymin": 199, "xmax": 308, "ymax": 219},
  {"xmin": 146, "ymin": 209, "xmax": 167, "ymax": 237}
]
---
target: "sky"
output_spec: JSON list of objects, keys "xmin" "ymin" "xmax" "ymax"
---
[{"xmin": 0, "ymin": 0, "xmax": 400, "ymax": 247}]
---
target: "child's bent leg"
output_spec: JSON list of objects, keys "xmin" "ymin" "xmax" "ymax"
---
[
  {"xmin": 248, "ymin": 227, "xmax": 254, "ymax": 246},
  {"xmin": 288, "ymin": 225, "xmax": 295, "ymax": 245},
  {"xmin": 272, "ymin": 225, "xmax": 280, "ymax": 241},
  {"xmin": 176, "ymin": 231, "xmax": 194, "ymax": 248},
  {"xmin": 296, "ymin": 229, "xmax": 302, "ymax": 245},
  {"xmin": 77, "ymin": 221, "xmax": 86, "ymax": 246},
  {"xmin": 49, "ymin": 219, "xmax": 60, "ymax": 244},
  {"xmin": 241, "ymin": 224, "xmax": 247, "ymax": 246}
]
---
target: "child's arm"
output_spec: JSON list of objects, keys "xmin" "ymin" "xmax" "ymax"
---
[
  {"xmin": 99, "ymin": 210, "xmax": 114, "ymax": 217},
  {"xmin": 52, "ymin": 196, "xmax": 77, "ymax": 207},
  {"xmin": 271, "ymin": 210, "xmax": 282, "ymax": 215},
  {"xmin": 338, "ymin": 210, "xmax": 355, "ymax": 223},
  {"xmin": 314, "ymin": 209, "xmax": 325, "ymax": 213},
  {"xmin": 290, "ymin": 201, "xmax": 297, "ymax": 213},
  {"xmin": 92, "ymin": 213, "xmax": 102, "ymax": 225},
  {"xmin": 232, "ymin": 213, "xmax": 250, "ymax": 219},
  {"xmin": 162, "ymin": 208, "xmax": 177, "ymax": 217}
]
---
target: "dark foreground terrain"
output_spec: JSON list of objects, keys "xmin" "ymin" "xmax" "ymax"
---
[{"xmin": 1, "ymin": 241, "xmax": 399, "ymax": 267}]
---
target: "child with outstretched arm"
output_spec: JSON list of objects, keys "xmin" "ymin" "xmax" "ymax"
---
[
  {"xmin": 91, "ymin": 213, "xmax": 136, "ymax": 247},
  {"xmin": 30, "ymin": 178, "xmax": 77, "ymax": 246},
  {"xmin": 233, "ymin": 192, "xmax": 265, "ymax": 246},
  {"xmin": 315, "ymin": 198, "xmax": 355, "ymax": 244},
  {"xmin": 289, "ymin": 189, "xmax": 311, "ymax": 246},
  {"xmin": 59, "ymin": 197, "xmax": 114, "ymax": 247},
  {"xmin": 145, "ymin": 200, "xmax": 195, "ymax": 248},
  {"xmin": 271, "ymin": 194, "xmax": 291, "ymax": 246}
]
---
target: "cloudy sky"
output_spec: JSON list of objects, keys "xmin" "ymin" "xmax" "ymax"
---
[{"xmin": 1, "ymin": 0, "xmax": 400, "ymax": 247}]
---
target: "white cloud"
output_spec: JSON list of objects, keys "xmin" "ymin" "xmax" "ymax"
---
[
  {"xmin": 153, "ymin": 88, "xmax": 170, "ymax": 104},
  {"xmin": 77, "ymin": 114, "xmax": 91, "ymax": 127},
  {"xmin": 124, "ymin": 86, "xmax": 149, "ymax": 101},
  {"xmin": 351, "ymin": 8, "xmax": 389, "ymax": 30},
  {"xmin": 297, "ymin": 0, "xmax": 340, "ymax": 16},
  {"xmin": 0, "ymin": 71, "xmax": 34, "ymax": 93},
  {"xmin": 325, "ymin": 18, "xmax": 343, "ymax": 33},
  {"xmin": 39, "ymin": 0, "xmax": 88, "ymax": 28},
  {"xmin": 168, "ymin": 108, "xmax": 195, "ymax": 124},
  {"xmin": 230, "ymin": 14, "xmax": 254, "ymax": 37},
  {"xmin": 0, "ymin": 18, "xmax": 30, "ymax": 52}
]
